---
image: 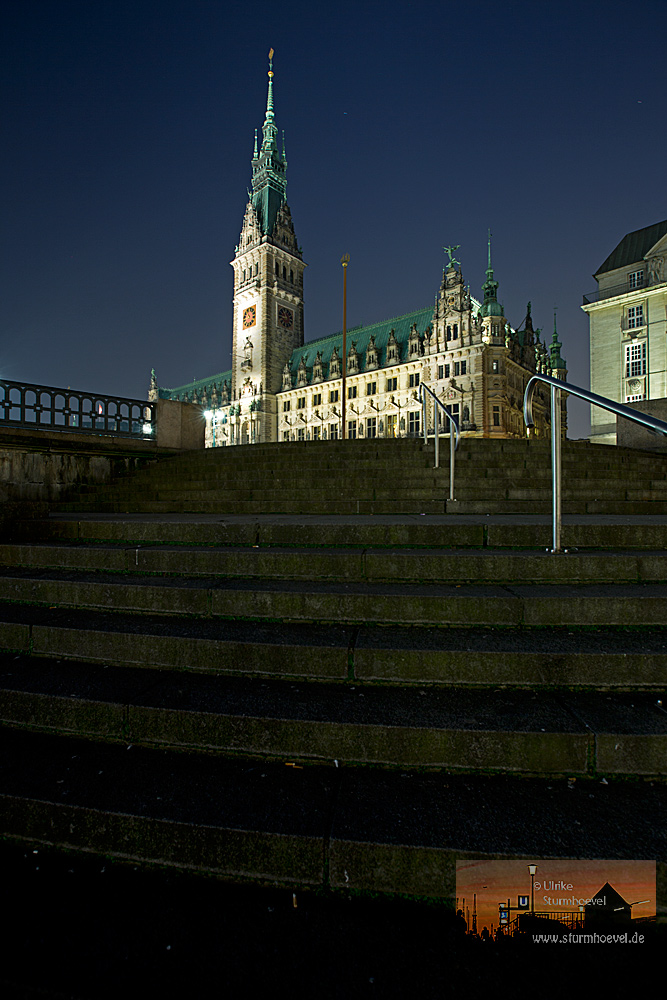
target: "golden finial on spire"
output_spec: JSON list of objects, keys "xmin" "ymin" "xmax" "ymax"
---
[{"xmin": 268, "ymin": 48, "xmax": 274, "ymax": 77}]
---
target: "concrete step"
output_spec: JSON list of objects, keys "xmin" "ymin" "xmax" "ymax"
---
[
  {"xmin": 1, "ymin": 727, "xmax": 665, "ymax": 901},
  {"xmin": 1, "ymin": 656, "xmax": 665, "ymax": 776},
  {"xmin": 3, "ymin": 541, "xmax": 667, "ymax": 584},
  {"xmin": 1, "ymin": 603, "xmax": 665, "ymax": 688},
  {"xmin": 13, "ymin": 513, "xmax": 667, "ymax": 550},
  {"xmin": 1, "ymin": 566, "xmax": 667, "ymax": 626}
]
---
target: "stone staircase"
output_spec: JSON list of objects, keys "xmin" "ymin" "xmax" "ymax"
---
[
  {"xmin": 0, "ymin": 438, "xmax": 665, "ymax": 919},
  {"xmin": 50, "ymin": 436, "xmax": 667, "ymax": 515}
]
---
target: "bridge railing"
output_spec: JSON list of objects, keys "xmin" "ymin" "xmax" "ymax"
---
[{"xmin": 0, "ymin": 379, "xmax": 155, "ymax": 440}]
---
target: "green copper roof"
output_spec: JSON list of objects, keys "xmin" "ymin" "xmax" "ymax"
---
[
  {"xmin": 282, "ymin": 306, "xmax": 435, "ymax": 384},
  {"xmin": 160, "ymin": 369, "xmax": 232, "ymax": 401},
  {"xmin": 596, "ymin": 219, "xmax": 667, "ymax": 276},
  {"xmin": 250, "ymin": 50, "xmax": 288, "ymax": 237}
]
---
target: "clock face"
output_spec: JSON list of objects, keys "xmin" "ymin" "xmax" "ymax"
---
[
  {"xmin": 278, "ymin": 306, "xmax": 294, "ymax": 330},
  {"xmin": 243, "ymin": 305, "xmax": 256, "ymax": 329}
]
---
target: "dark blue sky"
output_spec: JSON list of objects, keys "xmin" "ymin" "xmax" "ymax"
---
[{"xmin": 2, "ymin": 0, "xmax": 666, "ymax": 438}]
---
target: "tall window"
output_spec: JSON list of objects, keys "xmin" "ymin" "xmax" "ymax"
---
[
  {"xmin": 312, "ymin": 426, "xmax": 320, "ymax": 441},
  {"xmin": 347, "ymin": 421, "xmax": 357, "ymax": 439},
  {"xmin": 329, "ymin": 423, "xmax": 339, "ymax": 439},
  {"xmin": 628, "ymin": 270, "xmax": 644, "ymax": 290},
  {"xmin": 348, "ymin": 385, "xmax": 357, "ymax": 399},
  {"xmin": 386, "ymin": 377, "xmax": 397, "ymax": 392},
  {"xmin": 625, "ymin": 342, "xmax": 646, "ymax": 377},
  {"xmin": 297, "ymin": 397, "xmax": 306, "ymax": 409},
  {"xmin": 283, "ymin": 400, "xmax": 291, "ymax": 412},
  {"xmin": 408, "ymin": 411, "xmax": 420, "ymax": 436},
  {"xmin": 366, "ymin": 417, "xmax": 377, "ymax": 438},
  {"xmin": 493, "ymin": 406, "xmax": 500, "ymax": 426},
  {"xmin": 366, "ymin": 382, "xmax": 377, "ymax": 396},
  {"xmin": 329, "ymin": 390, "xmax": 339, "ymax": 403},
  {"xmin": 313, "ymin": 393, "xmax": 322, "ymax": 406},
  {"xmin": 628, "ymin": 305, "xmax": 644, "ymax": 328},
  {"xmin": 409, "ymin": 373, "xmax": 420, "ymax": 388}
]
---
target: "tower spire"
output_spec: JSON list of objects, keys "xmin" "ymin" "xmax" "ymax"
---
[
  {"xmin": 479, "ymin": 228, "xmax": 501, "ymax": 316},
  {"xmin": 250, "ymin": 48, "xmax": 288, "ymax": 237},
  {"xmin": 550, "ymin": 306, "xmax": 566, "ymax": 369}
]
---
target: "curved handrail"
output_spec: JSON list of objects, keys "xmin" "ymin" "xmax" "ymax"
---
[
  {"xmin": 523, "ymin": 373, "xmax": 667, "ymax": 552},
  {"xmin": 418, "ymin": 382, "xmax": 460, "ymax": 500}
]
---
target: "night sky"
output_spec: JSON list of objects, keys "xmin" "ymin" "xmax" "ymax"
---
[{"xmin": 3, "ymin": 1, "xmax": 666, "ymax": 439}]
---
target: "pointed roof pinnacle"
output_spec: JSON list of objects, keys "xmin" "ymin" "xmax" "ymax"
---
[
  {"xmin": 479, "ymin": 228, "xmax": 502, "ymax": 316},
  {"xmin": 265, "ymin": 48, "xmax": 275, "ymax": 125},
  {"xmin": 550, "ymin": 306, "xmax": 566, "ymax": 367}
]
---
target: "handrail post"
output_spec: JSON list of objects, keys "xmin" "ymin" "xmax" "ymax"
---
[
  {"xmin": 422, "ymin": 389, "xmax": 427, "ymax": 445},
  {"xmin": 434, "ymin": 405, "xmax": 439, "ymax": 469},
  {"xmin": 551, "ymin": 382, "xmax": 562, "ymax": 552},
  {"xmin": 450, "ymin": 420, "xmax": 455, "ymax": 501}
]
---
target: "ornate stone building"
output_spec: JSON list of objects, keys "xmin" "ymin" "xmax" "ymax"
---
[
  {"xmin": 583, "ymin": 219, "xmax": 667, "ymax": 445},
  {"xmin": 152, "ymin": 53, "xmax": 567, "ymax": 446}
]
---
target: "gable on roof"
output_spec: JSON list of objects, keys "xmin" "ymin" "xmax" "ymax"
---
[
  {"xmin": 596, "ymin": 220, "xmax": 667, "ymax": 276},
  {"xmin": 282, "ymin": 306, "xmax": 436, "ymax": 385}
]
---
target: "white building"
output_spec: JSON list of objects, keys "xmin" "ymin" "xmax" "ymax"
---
[{"xmin": 583, "ymin": 219, "xmax": 667, "ymax": 444}]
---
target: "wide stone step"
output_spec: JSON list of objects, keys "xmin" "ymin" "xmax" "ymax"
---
[
  {"xmin": 2, "ymin": 656, "xmax": 665, "ymax": 775},
  {"xmin": 2, "ymin": 542, "xmax": 667, "ymax": 584},
  {"xmin": 14, "ymin": 513, "xmax": 667, "ymax": 550},
  {"xmin": 2, "ymin": 567, "xmax": 667, "ymax": 626},
  {"xmin": 1, "ymin": 604, "xmax": 665, "ymax": 687},
  {"xmin": 1, "ymin": 727, "xmax": 665, "ymax": 900}
]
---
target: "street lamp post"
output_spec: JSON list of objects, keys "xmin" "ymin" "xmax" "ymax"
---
[
  {"xmin": 528, "ymin": 864, "xmax": 537, "ymax": 914},
  {"xmin": 341, "ymin": 254, "xmax": 349, "ymax": 439}
]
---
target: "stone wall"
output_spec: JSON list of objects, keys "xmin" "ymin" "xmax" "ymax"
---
[
  {"xmin": 0, "ymin": 399, "xmax": 205, "ymax": 515},
  {"xmin": 616, "ymin": 397, "xmax": 667, "ymax": 451}
]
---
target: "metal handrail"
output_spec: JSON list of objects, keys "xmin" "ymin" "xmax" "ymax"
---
[
  {"xmin": 523, "ymin": 373, "xmax": 667, "ymax": 553},
  {"xmin": 418, "ymin": 382, "xmax": 460, "ymax": 499}
]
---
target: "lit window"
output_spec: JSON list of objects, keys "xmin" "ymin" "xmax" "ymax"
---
[
  {"xmin": 492, "ymin": 360, "xmax": 499, "ymax": 373},
  {"xmin": 625, "ymin": 342, "xmax": 646, "ymax": 377},
  {"xmin": 628, "ymin": 305, "xmax": 644, "ymax": 329}
]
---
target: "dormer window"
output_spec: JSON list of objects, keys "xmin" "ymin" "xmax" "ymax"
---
[{"xmin": 628, "ymin": 270, "xmax": 644, "ymax": 290}]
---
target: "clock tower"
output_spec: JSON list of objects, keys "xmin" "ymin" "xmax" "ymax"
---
[{"xmin": 230, "ymin": 49, "xmax": 305, "ymax": 443}]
